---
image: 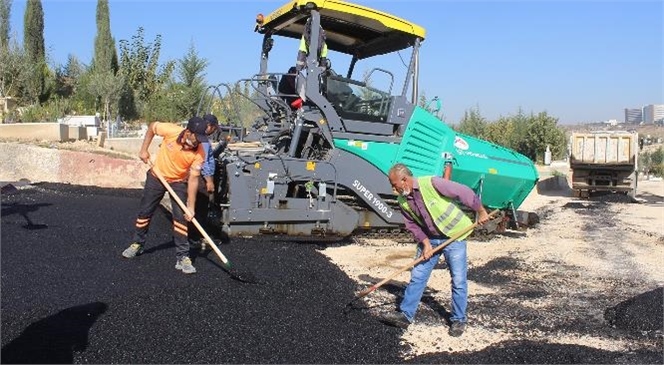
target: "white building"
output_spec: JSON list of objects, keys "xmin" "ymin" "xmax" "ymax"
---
[{"xmin": 643, "ymin": 104, "xmax": 664, "ymax": 124}]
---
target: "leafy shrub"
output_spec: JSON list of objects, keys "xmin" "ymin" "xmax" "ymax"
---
[{"xmin": 639, "ymin": 147, "xmax": 664, "ymax": 178}]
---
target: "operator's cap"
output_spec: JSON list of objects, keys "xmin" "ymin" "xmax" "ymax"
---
[
  {"xmin": 186, "ymin": 116, "xmax": 208, "ymax": 143},
  {"xmin": 203, "ymin": 113, "xmax": 219, "ymax": 127}
]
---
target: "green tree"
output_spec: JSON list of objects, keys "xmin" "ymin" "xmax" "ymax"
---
[
  {"xmin": 23, "ymin": 0, "xmax": 43, "ymax": 61},
  {"xmin": 70, "ymin": 69, "xmax": 98, "ymax": 115},
  {"xmin": 0, "ymin": 0, "xmax": 11, "ymax": 50},
  {"xmin": 0, "ymin": 24, "xmax": 26, "ymax": 121},
  {"xmin": 142, "ymin": 85, "xmax": 182, "ymax": 122},
  {"xmin": 523, "ymin": 111, "xmax": 566, "ymax": 163},
  {"xmin": 87, "ymin": 70, "xmax": 124, "ymax": 124},
  {"xmin": 508, "ymin": 108, "xmax": 531, "ymax": 153},
  {"xmin": 54, "ymin": 54, "xmax": 84, "ymax": 98},
  {"xmin": 483, "ymin": 116, "xmax": 515, "ymax": 148},
  {"xmin": 0, "ymin": 38, "xmax": 26, "ymax": 100},
  {"xmin": 457, "ymin": 105, "xmax": 486, "ymax": 138},
  {"xmin": 118, "ymin": 27, "xmax": 175, "ymax": 120},
  {"xmin": 639, "ymin": 148, "xmax": 664, "ymax": 178},
  {"xmin": 175, "ymin": 43, "xmax": 208, "ymax": 116},
  {"xmin": 455, "ymin": 107, "xmax": 567, "ymax": 163},
  {"xmin": 92, "ymin": 0, "xmax": 117, "ymax": 74},
  {"xmin": 640, "ymin": 151, "xmax": 653, "ymax": 177},
  {"xmin": 23, "ymin": 0, "xmax": 48, "ymax": 104},
  {"xmin": 650, "ymin": 147, "xmax": 664, "ymax": 177}
]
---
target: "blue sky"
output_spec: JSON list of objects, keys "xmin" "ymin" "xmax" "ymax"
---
[{"xmin": 7, "ymin": 0, "xmax": 663, "ymax": 124}]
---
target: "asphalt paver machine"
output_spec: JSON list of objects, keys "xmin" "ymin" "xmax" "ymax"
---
[{"xmin": 210, "ymin": 0, "xmax": 539, "ymax": 240}]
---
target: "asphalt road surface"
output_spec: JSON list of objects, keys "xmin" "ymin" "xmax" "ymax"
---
[{"xmin": 1, "ymin": 183, "xmax": 661, "ymax": 364}]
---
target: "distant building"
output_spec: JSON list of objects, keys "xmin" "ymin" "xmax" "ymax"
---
[
  {"xmin": 643, "ymin": 104, "xmax": 664, "ymax": 124},
  {"xmin": 624, "ymin": 108, "xmax": 642, "ymax": 124}
]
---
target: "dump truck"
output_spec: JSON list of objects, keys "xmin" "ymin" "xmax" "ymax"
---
[
  {"xmin": 204, "ymin": 0, "xmax": 539, "ymax": 241},
  {"xmin": 569, "ymin": 131, "xmax": 639, "ymax": 198}
]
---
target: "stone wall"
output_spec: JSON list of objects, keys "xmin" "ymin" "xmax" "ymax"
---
[
  {"xmin": 0, "ymin": 142, "xmax": 146, "ymax": 188},
  {"xmin": 0, "ymin": 123, "xmax": 70, "ymax": 142}
]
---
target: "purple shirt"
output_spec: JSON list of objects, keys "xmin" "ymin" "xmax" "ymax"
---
[{"xmin": 402, "ymin": 176, "xmax": 483, "ymax": 243}]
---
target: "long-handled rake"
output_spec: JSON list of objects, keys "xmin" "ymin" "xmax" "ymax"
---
[
  {"xmin": 150, "ymin": 162, "xmax": 257, "ymax": 283},
  {"xmin": 344, "ymin": 209, "xmax": 500, "ymax": 311}
]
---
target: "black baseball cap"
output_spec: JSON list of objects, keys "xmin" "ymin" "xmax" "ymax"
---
[
  {"xmin": 203, "ymin": 114, "xmax": 219, "ymax": 127},
  {"xmin": 186, "ymin": 116, "xmax": 208, "ymax": 142}
]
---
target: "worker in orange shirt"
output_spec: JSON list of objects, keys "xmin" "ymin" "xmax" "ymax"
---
[{"xmin": 121, "ymin": 117, "xmax": 207, "ymax": 274}]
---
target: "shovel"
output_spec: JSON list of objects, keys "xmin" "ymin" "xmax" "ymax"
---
[
  {"xmin": 149, "ymin": 161, "xmax": 257, "ymax": 283},
  {"xmin": 344, "ymin": 209, "xmax": 500, "ymax": 311}
]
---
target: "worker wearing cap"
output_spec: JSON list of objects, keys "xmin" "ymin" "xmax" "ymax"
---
[
  {"xmin": 380, "ymin": 163, "xmax": 490, "ymax": 337},
  {"xmin": 121, "ymin": 117, "xmax": 207, "ymax": 274},
  {"xmin": 188, "ymin": 114, "xmax": 219, "ymax": 249}
]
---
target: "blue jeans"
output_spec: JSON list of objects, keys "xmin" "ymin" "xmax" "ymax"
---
[{"xmin": 399, "ymin": 239, "xmax": 468, "ymax": 324}]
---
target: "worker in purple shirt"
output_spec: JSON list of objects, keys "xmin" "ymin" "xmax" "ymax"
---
[
  {"xmin": 380, "ymin": 163, "xmax": 490, "ymax": 337},
  {"xmin": 188, "ymin": 114, "xmax": 219, "ymax": 249}
]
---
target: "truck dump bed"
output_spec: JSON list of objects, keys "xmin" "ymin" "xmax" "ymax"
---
[
  {"xmin": 569, "ymin": 131, "xmax": 639, "ymax": 198},
  {"xmin": 570, "ymin": 132, "xmax": 638, "ymax": 165}
]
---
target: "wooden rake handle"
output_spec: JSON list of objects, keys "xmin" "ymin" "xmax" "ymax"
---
[
  {"xmin": 356, "ymin": 209, "xmax": 501, "ymax": 298},
  {"xmin": 148, "ymin": 161, "xmax": 231, "ymax": 266}
]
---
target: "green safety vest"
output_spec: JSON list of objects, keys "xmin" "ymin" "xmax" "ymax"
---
[{"xmin": 397, "ymin": 177, "xmax": 474, "ymax": 240}]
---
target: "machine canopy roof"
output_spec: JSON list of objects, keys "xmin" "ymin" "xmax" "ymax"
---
[{"xmin": 258, "ymin": 0, "xmax": 426, "ymax": 59}]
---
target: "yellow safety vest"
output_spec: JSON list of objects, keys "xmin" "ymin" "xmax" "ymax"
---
[
  {"xmin": 397, "ymin": 177, "xmax": 474, "ymax": 240},
  {"xmin": 299, "ymin": 33, "xmax": 328, "ymax": 59}
]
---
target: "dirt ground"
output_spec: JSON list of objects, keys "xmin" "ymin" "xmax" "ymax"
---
[{"xmin": 321, "ymin": 174, "xmax": 663, "ymax": 359}]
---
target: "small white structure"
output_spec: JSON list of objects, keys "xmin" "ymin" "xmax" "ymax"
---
[
  {"xmin": 57, "ymin": 115, "xmax": 101, "ymax": 140},
  {"xmin": 57, "ymin": 115, "xmax": 101, "ymax": 127}
]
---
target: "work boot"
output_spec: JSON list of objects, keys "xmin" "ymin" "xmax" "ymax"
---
[
  {"xmin": 175, "ymin": 257, "xmax": 197, "ymax": 274},
  {"xmin": 380, "ymin": 311, "xmax": 411, "ymax": 329},
  {"xmin": 449, "ymin": 321, "xmax": 466, "ymax": 337},
  {"xmin": 122, "ymin": 243, "xmax": 143, "ymax": 258}
]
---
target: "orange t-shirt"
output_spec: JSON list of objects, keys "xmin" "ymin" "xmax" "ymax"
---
[{"xmin": 152, "ymin": 122, "xmax": 205, "ymax": 182}]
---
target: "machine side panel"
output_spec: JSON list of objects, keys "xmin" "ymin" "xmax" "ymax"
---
[{"xmin": 328, "ymin": 149, "xmax": 403, "ymax": 225}]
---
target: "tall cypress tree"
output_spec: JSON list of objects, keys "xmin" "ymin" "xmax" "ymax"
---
[
  {"xmin": 0, "ymin": 0, "xmax": 11, "ymax": 50},
  {"xmin": 23, "ymin": 0, "xmax": 46, "ymax": 103},
  {"xmin": 93, "ymin": 0, "xmax": 118, "ymax": 74},
  {"xmin": 23, "ymin": 0, "xmax": 44, "ymax": 62}
]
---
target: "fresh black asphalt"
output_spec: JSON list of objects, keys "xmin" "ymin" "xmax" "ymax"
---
[{"xmin": 1, "ymin": 183, "xmax": 662, "ymax": 364}]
